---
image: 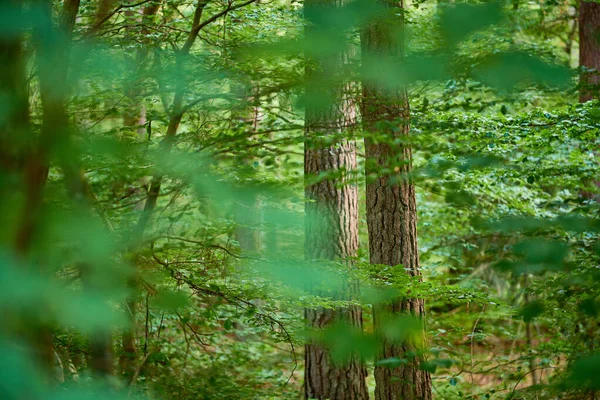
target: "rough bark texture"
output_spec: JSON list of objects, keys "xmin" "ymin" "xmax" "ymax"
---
[
  {"xmin": 361, "ymin": 1, "xmax": 432, "ymax": 399},
  {"xmin": 303, "ymin": 0, "xmax": 368, "ymax": 398},
  {"xmin": 579, "ymin": 0, "xmax": 600, "ymax": 102}
]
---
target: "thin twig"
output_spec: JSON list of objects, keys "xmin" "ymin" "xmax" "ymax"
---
[
  {"xmin": 152, "ymin": 254, "xmax": 298, "ymax": 382},
  {"xmin": 85, "ymin": 0, "xmax": 154, "ymax": 37},
  {"xmin": 128, "ymin": 351, "xmax": 151, "ymax": 388}
]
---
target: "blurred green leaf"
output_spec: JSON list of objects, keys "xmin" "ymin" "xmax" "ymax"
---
[
  {"xmin": 475, "ymin": 51, "xmax": 571, "ymax": 91},
  {"xmin": 519, "ymin": 300, "xmax": 545, "ymax": 323},
  {"xmin": 439, "ymin": 0, "xmax": 504, "ymax": 45},
  {"xmin": 152, "ymin": 290, "xmax": 191, "ymax": 311}
]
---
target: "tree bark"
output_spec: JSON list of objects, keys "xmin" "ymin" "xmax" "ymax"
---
[
  {"xmin": 303, "ymin": 1, "xmax": 368, "ymax": 398},
  {"xmin": 579, "ymin": 0, "xmax": 600, "ymax": 102},
  {"xmin": 0, "ymin": 0, "xmax": 36, "ymax": 253},
  {"xmin": 18, "ymin": 0, "xmax": 80, "ymax": 254},
  {"xmin": 17, "ymin": 0, "xmax": 82, "ymax": 378},
  {"xmin": 36, "ymin": 0, "xmax": 117, "ymax": 378},
  {"xmin": 361, "ymin": 1, "xmax": 432, "ymax": 399}
]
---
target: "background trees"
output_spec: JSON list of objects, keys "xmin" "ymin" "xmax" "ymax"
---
[{"xmin": 0, "ymin": 0, "xmax": 599, "ymax": 399}]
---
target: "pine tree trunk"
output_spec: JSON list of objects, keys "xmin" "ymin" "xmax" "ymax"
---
[
  {"xmin": 361, "ymin": 1, "xmax": 432, "ymax": 399},
  {"xmin": 303, "ymin": 0, "xmax": 368, "ymax": 398},
  {"xmin": 579, "ymin": 0, "xmax": 600, "ymax": 102}
]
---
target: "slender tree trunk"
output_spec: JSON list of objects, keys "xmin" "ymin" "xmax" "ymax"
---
[
  {"xmin": 119, "ymin": 1, "xmax": 162, "ymax": 379},
  {"xmin": 233, "ymin": 83, "xmax": 263, "ymax": 253},
  {"xmin": 361, "ymin": 1, "xmax": 432, "ymax": 399},
  {"xmin": 303, "ymin": 1, "xmax": 368, "ymax": 398},
  {"xmin": 234, "ymin": 194, "xmax": 263, "ymax": 252},
  {"xmin": 123, "ymin": 1, "xmax": 210, "ymax": 381},
  {"xmin": 135, "ymin": 0, "xmax": 210, "ymax": 237},
  {"xmin": 123, "ymin": 2, "xmax": 160, "ymax": 135},
  {"xmin": 579, "ymin": 0, "xmax": 600, "ymax": 102}
]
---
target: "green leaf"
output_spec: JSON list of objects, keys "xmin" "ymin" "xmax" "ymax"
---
[
  {"xmin": 475, "ymin": 51, "xmax": 571, "ymax": 91},
  {"xmin": 519, "ymin": 300, "xmax": 545, "ymax": 323},
  {"xmin": 439, "ymin": 0, "xmax": 504, "ymax": 45},
  {"xmin": 376, "ymin": 357, "xmax": 408, "ymax": 368},
  {"xmin": 152, "ymin": 290, "xmax": 190, "ymax": 311},
  {"xmin": 579, "ymin": 298, "xmax": 598, "ymax": 317},
  {"xmin": 565, "ymin": 353, "xmax": 600, "ymax": 390},
  {"xmin": 420, "ymin": 361, "xmax": 437, "ymax": 373}
]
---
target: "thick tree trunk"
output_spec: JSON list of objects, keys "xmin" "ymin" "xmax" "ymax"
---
[
  {"xmin": 579, "ymin": 0, "xmax": 600, "ymax": 102},
  {"xmin": 361, "ymin": 1, "xmax": 432, "ymax": 399},
  {"xmin": 89, "ymin": 331, "xmax": 114, "ymax": 376},
  {"xmin": 303, "ymin": 1, "xmax": 368, "ymax": 398},
  {"xmin": 579, "ymin": 1, "xmax": 600, "ymax": 199},
  {"xmin": 37, "ymin": 0, "xmax": 117, "ymax": 378},
  {"xmin": 17, "ymin": 0, "xmax": 83, "ymax": 379},
  {"xmin": 0, "ymin": 0, "xmax": 36, "ymax": 253}
]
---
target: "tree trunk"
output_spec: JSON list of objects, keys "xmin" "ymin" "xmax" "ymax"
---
[
  {"xmin": 37, "ymin": 0, "xmax": 117, "ymax": 378},
  {"xmin": 89, "ymin": 331, "xmax": 114, "ymax": 376},
  {"xmin": 123, "ymin": 2, "xmax": 211, "ymax": 382},
  {"xmin": 123, "ymin": 2, "xmax": 160, "ymax": 135},
  {"xmin": 361, "ymin": 1, "xmax": 432, "ymax": 399},
  {"xmin": 119, "ymin": 1, "xmax": 162, "ymax": 379},
  {"xmin": 579, "ymin": 0, "xmax": 600, "ymax": 102},
  {"xmin": 0, "ymin": 0, "xmax": 36, "ymax": 252},
  {"xmin": 233, "ymin": 83, "xmax": 263, "ymax": 253},
  {"xmin": 579, "ymin": 1, "xmax": 600, "ymax": 199},
  {"xmin": 303, "ymin": 1, "xmax": 368, "ymax": 398},
  {"xmin": 18, "ymin": 0, "xmax": 82, "ymax": 379}
]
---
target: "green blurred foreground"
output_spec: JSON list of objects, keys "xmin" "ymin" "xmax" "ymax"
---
[{"xmin": 1, "ymin": 0, "xmax": 599, "ymax": 399}]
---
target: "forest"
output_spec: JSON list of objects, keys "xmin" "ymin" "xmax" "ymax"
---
[{"xmin": 1, "ymin": 0, "xmax": 599, "ymax": 399}]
